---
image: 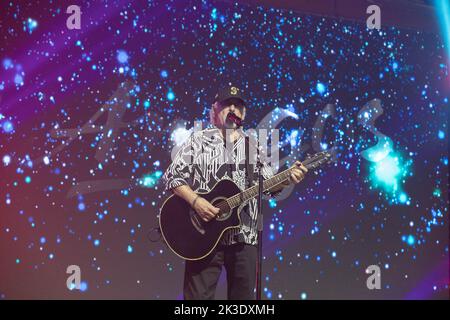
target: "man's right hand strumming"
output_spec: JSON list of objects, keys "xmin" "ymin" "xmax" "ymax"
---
[
  {"xmin": 171, "ymin": 185, "xmax": 220, "ymax": 222},
  {"xmin": 192, "ymin": 196, "xmax": 220, "ymax": 222}
]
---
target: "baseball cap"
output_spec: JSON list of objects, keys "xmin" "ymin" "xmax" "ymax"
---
[{"xmin": 214, "ymin": 85, "xmax": 246, "ymax": 106}]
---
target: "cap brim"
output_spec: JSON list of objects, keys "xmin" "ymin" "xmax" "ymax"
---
[{"xmin": 218, "ymin": 96, "xmax": 246, "ymax": 106}]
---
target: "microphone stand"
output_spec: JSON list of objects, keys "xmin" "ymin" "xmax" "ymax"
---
[
  {"xmin": 255, "ymin": 137, "xmax": 264, "ymax": 301},
  {"xmin": 230, "ymin": 114, "xmax": 264, "ymax": 300}
]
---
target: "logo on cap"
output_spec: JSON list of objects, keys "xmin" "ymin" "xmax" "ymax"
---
[{"xmin": 230, "ymin": 86, "xmax": 239, "ymax": 95}]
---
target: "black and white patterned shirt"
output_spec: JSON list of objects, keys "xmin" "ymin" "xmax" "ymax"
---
[{"xmin": 162, "ymin": 126, "xmax": 276, "ymax": 246}]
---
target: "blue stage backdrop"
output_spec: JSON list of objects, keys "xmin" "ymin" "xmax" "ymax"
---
[{"xmin": 0, "ymin": 0, "xmax": 448, "ymax": 299}]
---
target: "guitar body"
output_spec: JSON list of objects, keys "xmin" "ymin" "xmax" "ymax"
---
[{"xmin": 159, "ymin": 179, "xmax": 243, "ymax": 260}]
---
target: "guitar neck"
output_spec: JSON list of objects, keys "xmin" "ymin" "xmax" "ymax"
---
[{"xmin": 226, "ymin": 157, "xmax": 315, "ymax": 208}]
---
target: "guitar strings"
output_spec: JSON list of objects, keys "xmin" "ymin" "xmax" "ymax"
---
[
  {"xmin": 212, "ymin": 153, "xmax": 329, "ymax": 213},
  {"xmin": 222, "ymin": 153, "xmax": 326, "ymax": 207}
]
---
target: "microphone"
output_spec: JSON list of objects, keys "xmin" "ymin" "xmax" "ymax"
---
[{"xmin": 226, "ymin": 112, "xmax": 243, "ymax": 127}]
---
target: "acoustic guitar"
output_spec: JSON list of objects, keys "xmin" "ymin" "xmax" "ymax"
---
[{"xmin": 159, "ymin": 151, "xmax": 331, "ymax": 260}]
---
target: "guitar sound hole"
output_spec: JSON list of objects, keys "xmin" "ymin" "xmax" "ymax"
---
[{"xmin": 212, "ymin": 198, "xmax": 231, "ymax": 221}]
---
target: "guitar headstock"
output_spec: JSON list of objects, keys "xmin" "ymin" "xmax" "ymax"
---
[{"xmin": 303, "ymin": 151, "xmax": 332, "ymax": 170}]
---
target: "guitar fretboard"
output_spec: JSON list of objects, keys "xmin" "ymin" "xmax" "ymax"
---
[{"xmin": 226, "ymin": 156, "xmax": 316, "ymax": 209}]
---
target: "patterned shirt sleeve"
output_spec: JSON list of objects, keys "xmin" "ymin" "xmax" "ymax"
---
[
  {"xmin": 261, "ymin": 161, "xmax": 275, "ymax": 180},
  {"xmin": 262, "ymin": 161, "xmax": 284, "ymax": 197},
  {"xmin": 162, "ymin": 134, "xmax": 194, "ymax": 191}
]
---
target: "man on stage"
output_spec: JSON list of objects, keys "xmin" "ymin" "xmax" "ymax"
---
[{"xmin": 163, "ymin": 85, "xmax": 308, "ymax": 299}]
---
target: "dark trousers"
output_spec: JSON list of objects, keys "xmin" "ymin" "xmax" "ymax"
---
[{"xmin": 183, "ymin": 243, "xmax": 257, "ymax": 300}]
